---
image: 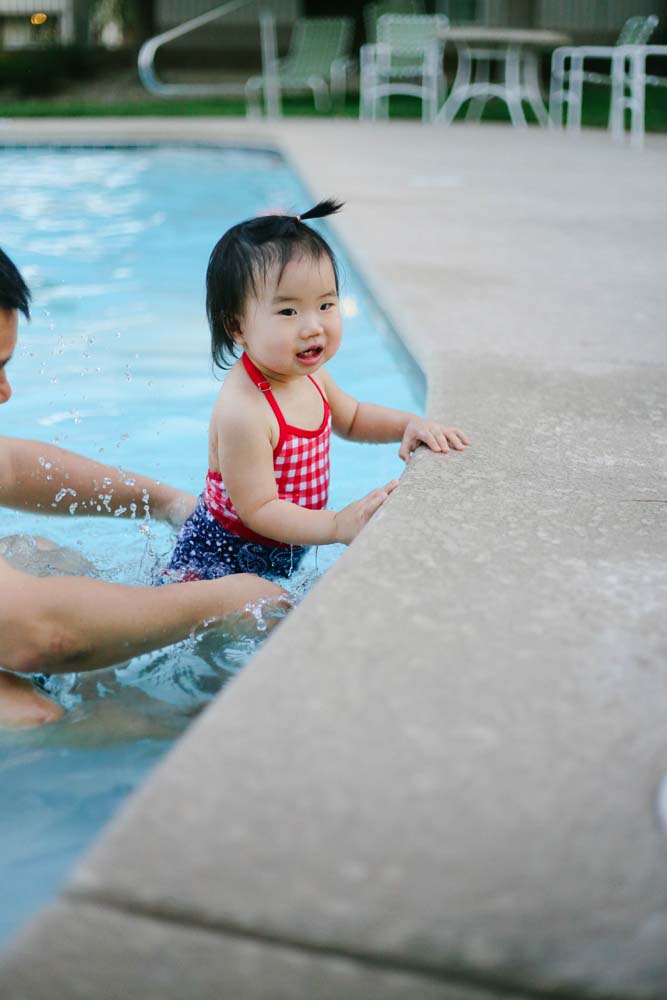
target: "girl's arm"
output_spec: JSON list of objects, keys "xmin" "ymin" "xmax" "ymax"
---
[
  {"xmin": 0, "ymin": 436, "xmax": 195, "ymax": 525},
  {"xmin": 0, "ymin": 555, "xmax": 286, "ymax": 675},
  {"xmin": 218, "ymin": 408, "xmax": 395, "ymax": 547},
  {"xmin": 319, "ymin": 371, "xmax": 470, "ymax": 462}
]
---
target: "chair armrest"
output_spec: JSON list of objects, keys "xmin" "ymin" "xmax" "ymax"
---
[
  {"xmin": 360, "ymin": 42, "xmax": 392, "ymax": 75},
  {"xmin": 331, "ymin": 55, "xmax": 356, "ymax": 73}
]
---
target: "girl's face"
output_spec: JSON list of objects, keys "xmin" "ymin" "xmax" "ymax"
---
[{"xmin": 233, "ymin": 253, "xmax": 342, "ymax": 383}]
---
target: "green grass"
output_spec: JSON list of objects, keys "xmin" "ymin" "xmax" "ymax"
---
[{"xmin": 0, "ymin": 84, "xmax": 666, "ymax": 132}]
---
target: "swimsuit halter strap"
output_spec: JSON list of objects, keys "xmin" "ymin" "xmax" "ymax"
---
[
  {"xmin": 241, "ymin": 352, "xmax": 329, "ymax": 439},
  {"xmin": 241, "ymin": 352, "xmax": 287, "ymax": 431}
]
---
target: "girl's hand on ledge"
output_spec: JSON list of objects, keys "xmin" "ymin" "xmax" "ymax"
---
[
  {"xmin": 333, "ymin": 479, "xmax": 399, "ymax": 545},
  {"xmin": 399, "ymin": 419, "xmax": 470, "ymax": 462}
]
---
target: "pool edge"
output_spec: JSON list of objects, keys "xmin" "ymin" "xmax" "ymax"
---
[{"xmin": 1, "ymin": 117, "xmax": 667, "ymax": 1000}]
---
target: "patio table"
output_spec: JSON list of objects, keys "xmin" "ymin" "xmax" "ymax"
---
[{"xmin": 436, "ymin": 27, "xmax": 571, "ymax": 126}]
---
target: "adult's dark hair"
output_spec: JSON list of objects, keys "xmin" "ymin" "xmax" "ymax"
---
[
  {"xmin": 0, "ymin": 247, "xmax": 31, "ymax": 319},
  {"xmin": 206, "ymin": 198, "xmax": 343, "ymax": 369}
]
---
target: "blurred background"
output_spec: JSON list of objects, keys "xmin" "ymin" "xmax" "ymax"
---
[{"xmin": 0, "ymin": 1, "xmax": 665, "ymax": 126}]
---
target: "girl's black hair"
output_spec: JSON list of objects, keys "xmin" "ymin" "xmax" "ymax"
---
[
  {"xmin": 0, "ymin": 247, "xmax": 31, "ymax": 319},
  {"xmin": 206, "ymin": 198, "xmax": 343, "ymax": 369}
]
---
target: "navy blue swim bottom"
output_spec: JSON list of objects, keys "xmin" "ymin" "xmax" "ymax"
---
[{"xmin": 166, "ymin": 496, "xmax": 306, "ymax": 582}]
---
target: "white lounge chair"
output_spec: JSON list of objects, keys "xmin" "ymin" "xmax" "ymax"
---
[{"xmin": 246, "ymin": 16, "xmax": 355, "ymax": 116}]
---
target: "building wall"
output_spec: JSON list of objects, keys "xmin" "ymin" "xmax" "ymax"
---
[
  {"xmin": 536, "ymin": 0, "xmax": 664, "ymax": 35},
  {"xmin": 0, "ymin": 0, "xmax": 73, "ymax": 46},
  {"xmin": 156, "ymin": 0, "xmax": 300, "ymax": 30},
  {"xmin": 442, "ymin": 0, "xmax": 665, "ymax": 39},
  {"xmin": 154, "ymin": 0, "xmax": 301, "ymax": 55}
]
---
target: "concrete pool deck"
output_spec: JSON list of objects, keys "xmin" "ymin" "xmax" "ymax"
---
[{"xmin": 1, "ymin": 117, "xmax": 666, "ymax": 998}]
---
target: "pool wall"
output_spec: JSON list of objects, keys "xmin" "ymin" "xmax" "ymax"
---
[{"xmin": 1, "ymin": 118, "xmax": 667, "ymax": 999}]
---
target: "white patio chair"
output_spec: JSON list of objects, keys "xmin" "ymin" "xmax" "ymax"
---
[
  {"xmin": 246, "ymin": 16, "xmax": 355, "ymax": 116},
  {"xmin": 607, "ymin": 41, "xmax": 667, "ymax": 146},
  {"xmin": 359, "ymin": 14, "xmax": 449, "ymax": 123},
  {"xmin": 549, "ymin": 14, "xmax": 659, "ymax": 131},
  {"xmin": 363, "ymin": 0, "xmax": 426, "ymax": 43}
]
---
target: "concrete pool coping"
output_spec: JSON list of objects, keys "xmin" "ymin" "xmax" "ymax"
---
[{"xmin": 1, "ymin": 117, "xmax": 666, "ymax": 998}]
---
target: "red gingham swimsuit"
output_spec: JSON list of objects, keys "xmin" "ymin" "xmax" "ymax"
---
[{"xmin": 203, "ymin": 352, "xmax": 331, "ymax": 548}]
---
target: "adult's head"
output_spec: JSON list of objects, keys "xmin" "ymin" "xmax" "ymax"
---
[
  {"xmin": 0, "ymin": 247, "xmax": 31, "ymax": 405},
  {"xmin": 206, "ymin": 198, "xmax": 342, "ymax": 370}
]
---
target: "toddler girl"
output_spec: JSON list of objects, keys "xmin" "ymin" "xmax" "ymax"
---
[{"xmin": 168, "ymin": 199, "xmax": 469, "ymax": 582}]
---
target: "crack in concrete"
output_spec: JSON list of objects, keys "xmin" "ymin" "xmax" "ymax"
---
[{"xmin": 64, "ymin": 888, "xmax": 640, "ymax": 1000}]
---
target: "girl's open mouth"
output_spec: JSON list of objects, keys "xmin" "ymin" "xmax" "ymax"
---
[{"xmin": 297, "ymin": 346, "xmax": 323, "ymax": 363}]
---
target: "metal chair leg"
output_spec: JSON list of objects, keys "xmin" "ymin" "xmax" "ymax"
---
[
  {"xmin": 439, "ymin": 45, "xmax": 472, "ymax": 124},
  {"xmin": 522, "ymin": 49, "xmax": 549, "ymax": 126},
  {"xmin": 309, "ymin": 78, "xmax": 330, "ymax": 113},
  {"xmin": 609, "ymin": 48, "xmax": 627, "ymax": 141},
  {"xmin": 566, "ymin": 52, "xmax": 584, "ymax": 131},
  {"xmin": 465, "ymin": 54, "xmax": 490, "ymax": 122},
  {"xmin": 504, "ymin": 45, "xmax": 527, "ymax": 126},
  {"xmin": 629, "ymin": 48, "xmax": 647, "ymax": 148}
]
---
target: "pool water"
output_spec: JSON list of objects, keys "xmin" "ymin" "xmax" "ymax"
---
[{"xmin": 0, "ymin": 145, "xmax": 422, "ymax": 947}]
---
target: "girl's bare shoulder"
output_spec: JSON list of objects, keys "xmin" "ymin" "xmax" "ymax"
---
[{"xmin": 210, "ymin": 361, "xmax": 271, "ymax": 433}]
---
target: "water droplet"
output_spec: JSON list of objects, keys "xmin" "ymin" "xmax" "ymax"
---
[{"xmin": 54, "ymin": 487, "xmax": 76, "ymax": 503}]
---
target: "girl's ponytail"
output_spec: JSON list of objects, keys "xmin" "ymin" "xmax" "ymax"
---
[{"xmin": 298, "ymin": 199, "xmax": 344, "ymax": 223}]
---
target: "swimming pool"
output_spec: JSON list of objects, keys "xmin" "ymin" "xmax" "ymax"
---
[{"xmin": 0, "ymin": 145, "xmax": 422, "ymax": 947}]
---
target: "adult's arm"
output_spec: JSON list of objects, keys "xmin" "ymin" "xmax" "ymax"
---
[
  {"xmin": 0, "ymin": 556, "xmax": 285, "ymax": 675},
  {"xmin": 0, "ymin": 436, "xmax": 195, "ymax": 525}
]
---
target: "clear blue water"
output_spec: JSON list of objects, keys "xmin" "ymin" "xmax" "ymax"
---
[{"xmin": 0, "ymin": 145, "xmax": 422, "ymax": 948}]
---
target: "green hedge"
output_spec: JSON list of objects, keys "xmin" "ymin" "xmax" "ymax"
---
[{"xmin": 0, "ymin": 46, "xmax": 93, "ymax": 96}]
